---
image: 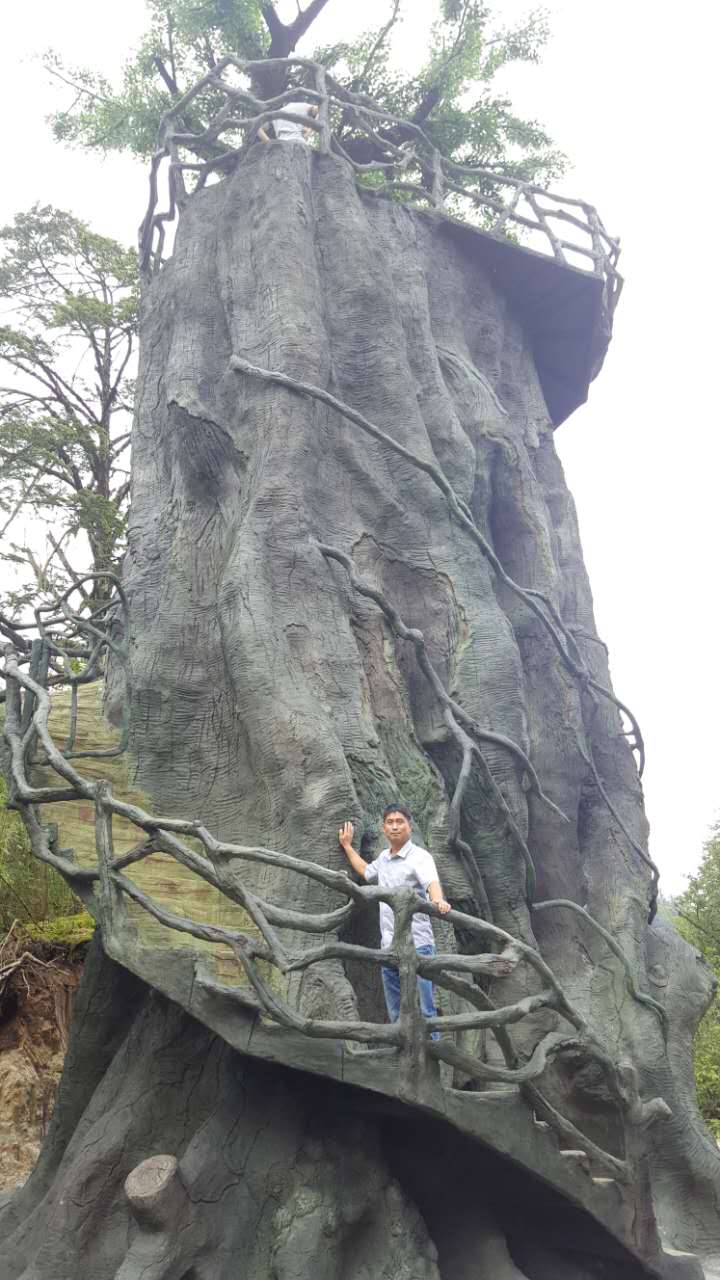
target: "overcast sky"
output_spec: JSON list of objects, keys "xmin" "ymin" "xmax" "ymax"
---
[{"xmin": 1, "ymin": 1, "xmax": 717, "ymax": 893}]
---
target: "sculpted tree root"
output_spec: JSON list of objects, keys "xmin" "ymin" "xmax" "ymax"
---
[{"xmin": 0, "ymin": 945, "xmax": 689, "ymax": 1280}]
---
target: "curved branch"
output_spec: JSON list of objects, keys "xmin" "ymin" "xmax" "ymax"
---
[
  {"xmin": 233, "ymin": 940, "xmax": 399, "ymax": 1044},
  {"xmin": 532, "ymin": 899, "xmax": 667, "ymax": 1036},
  {"xmin": 427, "ymin": 990, "xmax": 555, "ymax": 1032},
  {"xmin": 523, "ymin": 1083, "xmax": 631, "ymax": 1183},
  {"xmin": 429, "ymin": 1029, "xmax": 573, "ymax": 1083}
]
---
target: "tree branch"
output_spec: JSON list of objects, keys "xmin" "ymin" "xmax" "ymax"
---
[
  {"xmin": 0, "ymin": 351, "xmax": 98, "ymax": 426},
  {"xmin": 44, "ymin": 63, "xmax": 112, "ymax": 106},
  {"xmin": 260, "ymin": 3, "xmax": 286, "ymax": 45},
  {"xmin": 262, "ymin": 0, "xmax": 333, "ymax": 57},
  {"xmin": 289, "ymin": 0, "xmax": 333, "ymax": 45},
  {"xmin": 107, "ymin": 333, "xmax": 135, "ymax": 409},
  {"xmin": 46, "ymin": 534, "xmax": 93, "ymax": 606},
  {"xmin": 411, "ymin": 85, "xmax": 442, "ymax": 126},
  {"xmin": 352, "ymin": 0, "xmax": 402, "ymax": 88},
  {"xmin": 113, "ymin": 480, "xmax": 131, "ymax": 507},
  {"xmin": 202, "ymin": 35, "xmax": 217, "ymax": 71},
  {"xmin": 676, "ymin": 909, "xmax": 720, "ymax": 954},
  {"xmin": 167, "ymin": 11, "xmax": 178, "ymax": 83},
  {"xmin": 0, "ymin": 474, "xmax": 43, "ymax": 543},
  {"xmin": 0, "ymin": 612, "xmax": 32, "ymax": 652},
  {"xmin": 152, "ymin": 55, "xmax": 180, "ymax": 99},
  {"xmin": 109, "ymin": 432, "xmax": 132, "ymax": 462}
]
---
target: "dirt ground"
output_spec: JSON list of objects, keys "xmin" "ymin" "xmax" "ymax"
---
[{"xmin": 0, "ymin": 930, "xmax": 85, "ymax": 1192}]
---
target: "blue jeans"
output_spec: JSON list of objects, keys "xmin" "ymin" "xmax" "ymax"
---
[{"xmin": 381, "ymin": 944, "xmax": 439, "ymax": 1041}]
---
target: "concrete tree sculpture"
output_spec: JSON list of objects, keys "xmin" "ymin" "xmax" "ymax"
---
[{"xmin": 2, "ymin": 8, "xmax": 720, "ymax": 1280}]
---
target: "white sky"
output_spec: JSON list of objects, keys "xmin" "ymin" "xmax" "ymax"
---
[{"xmin": 1, "ymin": 0, "xmax": 717, "ymax": 894}]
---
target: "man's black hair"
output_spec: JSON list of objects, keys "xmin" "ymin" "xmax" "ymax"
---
[{"xmin": 382, "ymin": 802, "xmax": 412, "ymax": 823}]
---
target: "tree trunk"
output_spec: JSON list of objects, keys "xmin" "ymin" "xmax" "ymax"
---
[{"xmin": 3, "ymin": 144, "xmax": 719, "ymax": 1277}]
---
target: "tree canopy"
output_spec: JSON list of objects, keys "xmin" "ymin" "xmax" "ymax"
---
[
  {"xmin": 677, "ymin": 822, "xmax": 720, "ymax": 970},
  {"xmin": 45, "ymin": 1, "xmax": 564, "ymax": 184},
  {"xmin": 0, "ymin": 206, "xmax": 137, "ymax": 617}
]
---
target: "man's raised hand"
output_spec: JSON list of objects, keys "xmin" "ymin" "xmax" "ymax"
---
[{"xmin": 338, "ymin": 821, "xmax": 367, "ymax": 878}]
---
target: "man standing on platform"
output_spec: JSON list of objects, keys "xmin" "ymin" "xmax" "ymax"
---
[
  {"xmin": 258, "ymin": 101, "xmax": 319, "ymax": 145},
  {"xmin": 338, "ymin": 804, "xmax": 451, "ymax": 1038}
]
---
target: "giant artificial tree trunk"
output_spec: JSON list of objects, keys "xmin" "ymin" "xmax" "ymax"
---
[{"xmin": 2, "ymin": 144, "xmax": 719, "ymax": 1279}]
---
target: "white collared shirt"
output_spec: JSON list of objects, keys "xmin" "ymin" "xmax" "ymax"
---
[
  {"xmin": 364, "ymin": 839, "xmax": 439, "ymax": 950},
  {"xmin": 274, "ymin": 102, "xmax": 315, "ymax": 143}
]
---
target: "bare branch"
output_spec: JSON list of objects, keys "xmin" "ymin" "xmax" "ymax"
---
[
  {"xmin": 152, "ymin": 56, "xmax": 180, "ymax": 98},
  {"xmin": 287, "ymin": 0, "xmax": 333, "ymax": 48},
  {"xmin": 352, "ymin": 0, "xmax": 402, "ymax": 89},
  {"xmin": 44, "ymin": 62, "xmax": 112, "ymax": 106},
  {"xmin": 46, "ymin": 535, "xmax": 94, "ymax": 606},
  {"xmin": 0, "ymin": 473, "xmax": 43, "ymax": 543}
]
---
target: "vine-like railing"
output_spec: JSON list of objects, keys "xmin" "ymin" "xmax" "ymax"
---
[
  {"xmin": 1, "ymin": 585, "xmax": 671, "ymax": 1189},
  {"xmin": 138, "ymin": 55, "xmax": 622, "ymax": 322}
]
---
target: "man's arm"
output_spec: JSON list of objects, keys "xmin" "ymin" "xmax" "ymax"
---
[
  {"xmin": 304, "ymin": 104, "xmax": 319, "ymax": 137},
  {"xmin": 427, "ymin": 880, "xmax": 452, "ymax": 915},
  {"xmin": 338, "ymin": 821, "xmax": 368, "ymax": 878},
  {"xmin": 415, "ymin": 850, "xmax": 451, "ymax": 914},
  {"xmin": 258, "ymin": 125, "xmax": 271, "ymax": 143}
]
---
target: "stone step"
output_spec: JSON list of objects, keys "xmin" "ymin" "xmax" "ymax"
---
[
  {"xmin": 559, "ymin": 1148, "xmax": 591, "ymax": 1174},
  {"xmin": 659, "ymin": 1248, "xmax": 706, "ymax": 1279}
]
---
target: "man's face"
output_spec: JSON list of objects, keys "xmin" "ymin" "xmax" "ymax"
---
[{"xmin": 383, "ymin": 811, "xmax": 412, "ymax": 849}]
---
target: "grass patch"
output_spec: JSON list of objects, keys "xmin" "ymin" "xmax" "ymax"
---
[{"xmin": 20, "ymin": 911, "xmax": 95, "ymax": 948}]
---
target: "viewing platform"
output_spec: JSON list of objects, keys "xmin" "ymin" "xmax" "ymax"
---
[{"xmin": 138, "ymin": 55, "xmax": 622, "ymax": 426}]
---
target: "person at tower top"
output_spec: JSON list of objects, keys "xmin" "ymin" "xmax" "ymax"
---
[
  {"xmin": 258, "ymin": 102, "xmax": 319, "ymax": 145},
  {"xmin": 338, "ymin": 804, "xmax": 451, "ymax": 1037}
]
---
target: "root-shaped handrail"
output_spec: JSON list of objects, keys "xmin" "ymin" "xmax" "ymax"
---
[
  {"xmin": 137, "ymin": 54, "xmax": 622, "ymax": 332},
  {"xmin": 1, "ymin": 623, "xmax": 670, "ymax": 1186}
]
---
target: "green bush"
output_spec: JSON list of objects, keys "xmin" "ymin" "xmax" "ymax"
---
[
  {"xmin": 0, "ymin": 773, "xmax": 82, "ymax": 931},
  {"xmin": 693, "ymin": 1008, "xmax": 720, "ymax": 1138},
  {"xmin": 676, "ymin": 821, "xmax": 720, "ymax": 1137}
]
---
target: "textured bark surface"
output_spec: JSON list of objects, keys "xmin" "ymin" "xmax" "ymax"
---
[{"xmin": 2, "ymin": 144, "xmax": 718, "ymax": 1276}]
